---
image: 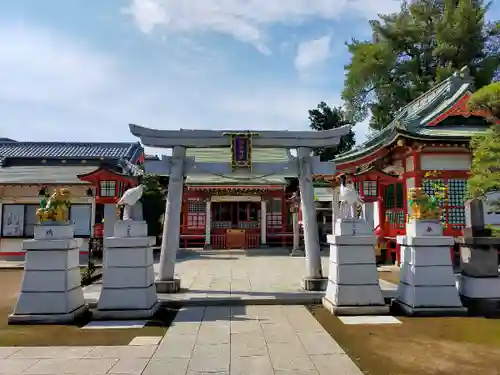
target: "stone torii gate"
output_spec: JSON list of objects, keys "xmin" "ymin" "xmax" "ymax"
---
[{"xmin": 130, "ymin": 124, "xmax": 351, "ymax": 291}]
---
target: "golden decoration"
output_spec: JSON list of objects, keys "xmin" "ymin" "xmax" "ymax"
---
[
  {"xmin": 407, "ymin": 186, "xmax": 447, "ymax": 221},
  {"xmin": 36, "ymin": 188, "xmax": 72, "ymax": 223}
]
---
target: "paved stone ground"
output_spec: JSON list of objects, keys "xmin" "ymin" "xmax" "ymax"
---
[
  {"xmin": 83, "ymin": 251, "xmax": 397, "ymax": 304},
  {"xmin": 0, "ymin": 305, "xmax": 363, "ymax": 375}
]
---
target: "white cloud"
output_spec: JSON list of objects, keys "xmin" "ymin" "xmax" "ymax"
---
[
  {"xmin": 123, "ymin": 0, "xmax": 402, "ymax": 53},
  {"xmin": 0, "ymin": 25, "xmax": 117, "ymax": 108},
  {"xmin": 294, "ymin": 35, "xmax": 331, "ymax": 73}
]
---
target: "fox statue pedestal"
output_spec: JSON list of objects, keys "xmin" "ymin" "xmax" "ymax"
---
[
  {"xmin": 8, "ymin": 224, "xmax": 87, "ymax": 324},
  {"xmin": 457, "ymin": 198, "xmax": 500, "ymax": 315},
  {"xmin": 322, "ymin": 218, "xmax": 388, "ymax": 315},
  {"xmin": 395, "ymin": 219, "xmax": 466, "ymax": 316},
  {"xmin": 94, "ymin": 220, "xmax": 159, "ymax": 319}
]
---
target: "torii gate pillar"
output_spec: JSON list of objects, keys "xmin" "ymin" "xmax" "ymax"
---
[
  {"xmin": 297, "ymin": 147, "xmax": 324, "ymax": 288},
  {"xmin": 156, "ymin": 146, "xmax": 185, "ymax": 293}
]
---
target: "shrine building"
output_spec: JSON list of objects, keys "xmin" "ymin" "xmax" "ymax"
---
[
  {"xmin": 178, "ymin": 146, "xmax": 302, "ymax": 249},
  {"xmin": 0, "ymin": 139, "xmax": 143, "ymax": 259},
  {"xmin": 321, "ymin": 67, "xmax": 498, "ymax": 263}
]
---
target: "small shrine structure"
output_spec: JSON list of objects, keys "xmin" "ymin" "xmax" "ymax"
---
[{"xmin": 326, "ymin": 66, "xmax": 499, "ymax": 263}]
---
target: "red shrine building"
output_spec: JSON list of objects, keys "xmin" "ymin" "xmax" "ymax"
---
[
  {"xmin": 178, "ymin": 147, "xmax": 298, "ymax": 249},
  {"xmin": 322, "ymin": 67, "xmax": 498, "ymax": 263}
]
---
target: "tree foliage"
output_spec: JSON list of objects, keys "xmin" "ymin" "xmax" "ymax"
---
[
  {"xmin": 308, "ymin": 101, "xmax": 355, "ymax": 161},
  {"xmin": 140, "ymin": 172, "xmax": 167, "ymax": 239},
  {"xmin": 468, "ymin": 81, "xmax": 500, "ymax": 117},
  {"xmin": 343, "ymin": 0, "xmax": 500, "ymax": 131},
  {"xmin": 468, "ymin": 123, "xmax": 500, "ymax": 198}
]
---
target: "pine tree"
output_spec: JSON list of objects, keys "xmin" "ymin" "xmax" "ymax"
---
[
  {"xmin": 342, "ymin": 0, "xmax": 500, "ymax": 131},
  {"xmin": 308, "ymin": 102, "xmax": 355, "ymax": 161}
]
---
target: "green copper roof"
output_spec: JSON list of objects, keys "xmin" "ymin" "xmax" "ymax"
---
[
  {"xmin": 335, "ymin": 66, "xmax": 489, "ymax": 164},
  {"xmin": 185, "ymin": 147, "xmax": 289, "ymax": 185}
]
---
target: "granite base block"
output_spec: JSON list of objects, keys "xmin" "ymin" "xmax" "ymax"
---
[
  {"xmin": 155, "ymin": 278, "xmax": 181, "ymax": 293},
  {"xmin": 92, "ymin": 301, "xmax": 160, "ymax": 320},
  {"xmin": 325, "ymin": 282, "xmax": 386, "ymax": 307},
  {"xmin": 460, "ymin": 296, "xmax": 500, "ymax": 316},
  {"xmin": 14, "ymin": 287, "xmax": 86, "ymax": 315},
  {"xmin": 393, "ymin": 300, "xmax": 467, "ymax": 317},
  {"xmin": 457, "ymin": 274, "xmax": 500, "ymax": 299},
  {"xmin": 97, "ymin": 284, "xmax": 157, "ymax": 310},
  {"xmin": 322, "ymin": 297, "xmax": 389, "ymax": 316},
  {"xmin": 302, "ymin": 277, "xmax": 328, "ymax": 291},
  {"xmin": 8, "ymin": 304, "xmax": 88, "ymax": 325},
  {"xmin": 397, "ymin": 282, "xmax": 463, "ymax": 308}
]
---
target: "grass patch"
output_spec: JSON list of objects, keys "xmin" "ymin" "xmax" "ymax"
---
[
  {"xmin": 308, "ymin": 304, "xmax": 500, "ymax": 375},
  {"xmin": 0, "ymin": 269, "xmax": 175, "ymax": 346}
]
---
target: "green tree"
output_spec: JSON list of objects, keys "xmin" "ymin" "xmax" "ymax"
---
[
  {"xmin": 468, "ymin": 82, "xmax": 500, "ymax": 199},
  {"xmin": 343, "ymin": 0, "xmax": 500, "ymax": 131},
  {"xmin": 140, "ymin": 172, "xmax": 167, "ymax": 241},
  {"xmin": 468, "ymin": 123, "xmax": 500, "ymax": 198},
  {"xmin": 308, "ymin": 101, "xmax": 355, "ymax": 161},
  {"xmin": 468, "ymin": 81, "xmax": 500, "ymax": 117}
]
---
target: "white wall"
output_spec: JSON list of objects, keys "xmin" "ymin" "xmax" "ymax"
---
[
  {"xmin": 405, "ymin": 156, "xmax": 414, "ymax": 172},
  {"xmin": 0, "ymin": 184, "xmax": 93, "ymax": 255},
  {"xmin": 420, "ymin": 154, "xmax": 471, "ymax": 171}
]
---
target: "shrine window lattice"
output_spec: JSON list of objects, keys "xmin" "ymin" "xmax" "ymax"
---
[
  {"xmin": 423, "ymin": 179, "xmax": 466, "ymax": 229},
  {"xmin": 384, "ymin": 183, "xmax": 405, "ymax": 228},
  {"xmin": 363, "ymin": 181, "xmax": 377, "ymax": 197},
  {"xmin": 267, "ymin": 198, "xmax": 282, "ymax": 227},
  {"xmin": 187, "ymin": 199, "xmax": 206, "ymax": 228}
]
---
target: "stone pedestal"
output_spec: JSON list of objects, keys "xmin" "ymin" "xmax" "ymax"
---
[
  {"xmin": 94, "ymin": 220, "xmax": 159, "ymax": 319},
  {"xmin": 457, "ymin": 237, "xmax": 500, "ymax": 315},
  {"xmin": 322, "ymin": 218, "xmax": 388, "ymax": 315},
  {"xmin": 395, "ymin": 220, "xmax": 466, "ymax": 316},
  {"xmin": 9, "ymin": 224, "xmax": 87, "ymax": 324}
]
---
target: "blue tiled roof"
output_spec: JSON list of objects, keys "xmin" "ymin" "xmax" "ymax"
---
[{"xmin": 0, "ymin": 142, "xmax": 141, "ymax": 160}]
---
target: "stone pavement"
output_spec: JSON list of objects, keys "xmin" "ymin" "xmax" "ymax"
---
[
  {"xmin": 0, "ymin": 305, "xmax": 363, "ymax": 375},
  {"xmin": 83, "ymin": 251, "xmax": 398, "ymax": 305}
]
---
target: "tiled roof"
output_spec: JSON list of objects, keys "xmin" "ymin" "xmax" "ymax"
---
[
  {"xmin": 0, "ymin": 142, "xmax": 139, "ymax": 159},
  {"xmin": 0, "ymin": 166, "xmax": 96, "ymax": 184},
  {"xmin": 334, "ymin": 67, "xmax": 482, "ymax": 164}
]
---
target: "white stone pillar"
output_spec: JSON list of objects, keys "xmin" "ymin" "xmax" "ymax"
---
[
  {"xmin": 363, "ymin": 202, "xmax": 375, "ymax": 230},
  {"xmin": 205, "ymin": 200, "xmax": 211, "ymax": 246},
  {"xmin": 157, "ymin": 146, "xmax": 185, "ymax": 293},
  {"xmin": 331, "ymin": 187, "xmax": 339, "ymax": 235},
  {"xmin": 95, "ymin": 220, "xmax": 158, "ymax": 319},
  {"xmin": 260, "ymin": 200, "xmax": 267, "ymax": 245},
  {"xmin": 323, "ymin": 218, "xmax": 388, "ymax": 315},
  {"xmin": 297, "ymin": 147, "xmax": 324, "ymax": 289},
  {"xmin": 395, "ymin": 219, "xmax": 466, "ymax": 316},
  {"xmin": 8, "ymin": 224, "xmax": 87, "ymax": 323},
  {"xmin": 90, "ymin": 197, "xmax": 96, "ymax": 237},
  {"xmin": 103, "ymin": 204, "xmax": 117, "ymax": 237},
  {"xmin": 292, "ymin": 211, "xmax": 300, "ymax": 250}
]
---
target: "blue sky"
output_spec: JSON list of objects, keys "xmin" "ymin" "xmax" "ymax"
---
[{"xmin": 1, "ymin": 0, "xmax": 499, "ymax": 152}]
